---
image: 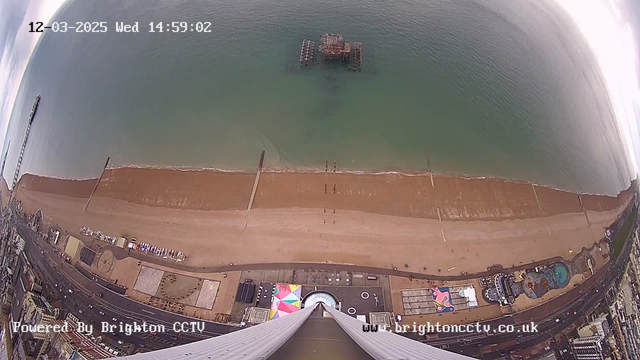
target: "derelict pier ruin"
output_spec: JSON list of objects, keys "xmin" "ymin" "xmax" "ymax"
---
[{"xmin": 300, "ymin": 33, "xmax": 362, "ymax": 71}]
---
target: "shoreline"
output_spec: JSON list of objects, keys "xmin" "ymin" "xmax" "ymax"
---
[
  {"xmin": 15, "ymin": 162, "xmax": 634, "ymax": 198},
  {"xmin": 15, "ymin": 167, "xmax": 635, "ymax": 222}
]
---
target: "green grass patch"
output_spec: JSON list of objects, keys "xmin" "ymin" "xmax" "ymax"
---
[{"xmin": 613, "ymin": 206, "xmax": 637, "ymax": 258}]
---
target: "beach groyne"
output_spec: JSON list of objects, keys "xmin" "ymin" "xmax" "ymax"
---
[{"xmin": 16, "ymin": 168, "xmax": 634, "ymax": 222}]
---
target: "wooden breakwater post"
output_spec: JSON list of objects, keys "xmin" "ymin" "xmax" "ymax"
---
[
  {"xmin": 246, "ymin": 150, "xmax": 265, "ymax": 222},
  {"xmin": 84, "ymin": 157, "xmax": 110, "ymax": 212}
]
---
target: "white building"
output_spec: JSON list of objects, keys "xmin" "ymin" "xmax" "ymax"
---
[
  {"xmin": 570, "ymin": 336, "xmax": 605, "ymax": 360},
  {"xmin": 578, "ymin": 314, "xmax": 610, "ymax": 338}
]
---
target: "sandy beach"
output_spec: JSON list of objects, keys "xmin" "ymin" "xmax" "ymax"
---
[{"xmin": 14, "ymin": 168, "xmax": 634, "ymax": 275}]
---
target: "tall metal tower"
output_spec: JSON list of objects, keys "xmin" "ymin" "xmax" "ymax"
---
[
  {"xmin": 1, "ymin": 141, "xmax": 9, "ymax": 179},
  {"xmin": 12, "ymin": 95, "xmax": 40, "ymax": 190}
]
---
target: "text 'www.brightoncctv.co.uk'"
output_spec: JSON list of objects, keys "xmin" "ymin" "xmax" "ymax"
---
[{"xmin": 362, "ymin": 322, "xmax": 539, "ymax": 335}]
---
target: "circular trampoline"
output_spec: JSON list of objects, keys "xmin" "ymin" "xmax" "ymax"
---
[
  {"xmin": 554, "ymin": 263, "xmax": 570, "ymax": 287},
  {"xmin": 96, "ymin": 250, "xmax": 116, "ymax": 274},
  {"xmin": 302, "ymin": 291, "xmax": 338, "ymax": 309}
]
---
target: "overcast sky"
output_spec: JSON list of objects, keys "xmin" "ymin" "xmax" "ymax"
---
[
  {"xmin": 0, "ymin": 0, "xmax": 65, "ymax": 156},
  {"xmin": 557, "ymin": 0, "xmax": 640, "ymax": 174},
  {"xmin": 1, "ymin": 0, "xmax": 639, "ymax": 175}
]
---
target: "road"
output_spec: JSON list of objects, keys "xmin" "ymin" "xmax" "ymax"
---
[{"xmin": 16, "ymin": 222, "xmax": 239, "ymax": 353}]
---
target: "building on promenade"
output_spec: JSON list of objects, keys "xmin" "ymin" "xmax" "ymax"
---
[
  {"xmin": 15, "ymin": 292, "xmax": 58, "ymax": 358},
  {"xmin": 119, "ymin": 303, "xmax": 473, "ymax": 360},
  {"xmin": 22, "ymin": 292, "xmax": 56, "ymax": 336},
  {"xmin": 17, "ymin": 313, "xmax": 115, "ymax": 360},
  {"xmin": 570, "ymin": 336, "xmax": 606, "ymax": 360},
  {"xmin": 53, "ymin": 327, "xmax": 114, "ymax": 359},
  {"xmin": 578, "ymin": 314, "xmax": 610, "ymax": 338}
]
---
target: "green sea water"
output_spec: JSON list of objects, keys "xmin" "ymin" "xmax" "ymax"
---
[{"xmin": 3, "ymin": 0, "xmax": 633, "ymax": 195}]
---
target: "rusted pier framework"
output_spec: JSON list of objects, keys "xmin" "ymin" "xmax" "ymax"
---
[
  {"xmin": 300, "ymin": 39, "xmax": 315, "ymax": 66},
  {"xmin": 300, "ymin": 33, "xmax": 363, "ymax": 71},
  {"xmin": 319, "ymin": 33, "xmax": 348, "ymax": 60},
  {"xmin": 348, "ymin": 42, "xmax": 363, "ymax": 71}
]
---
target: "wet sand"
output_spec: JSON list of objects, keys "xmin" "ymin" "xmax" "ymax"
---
[
  {"xmin": 13, "ymin": 168, "xmax": 634, "ymax": 274},
  {"xmin": 19, "ymin": 173, "xmax": 96, "ymax": 198},
  {"xmin": 20, "ymin": 169, "xmax": 633, "ymax": 218}
]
